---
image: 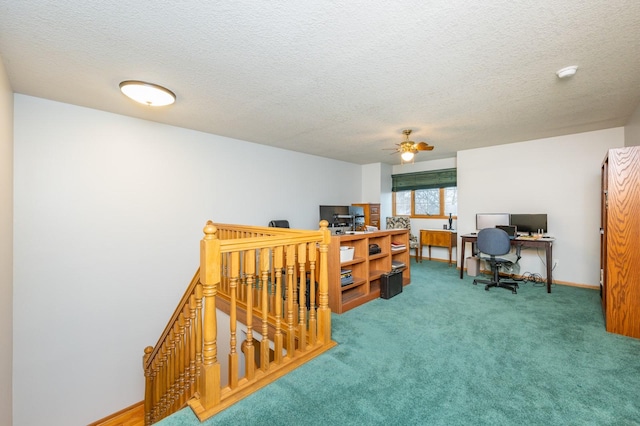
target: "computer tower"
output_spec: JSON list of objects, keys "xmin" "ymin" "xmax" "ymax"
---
[
  {"xmin": 380, "ymin": 270, "xmax": 403, "ymax": 299},
  {"xmin": 466, "ymin": 256, "xmax": 480, "ymax": 277}
]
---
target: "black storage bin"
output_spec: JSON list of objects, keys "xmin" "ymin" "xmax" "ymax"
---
[{"xmin": 380, "ymin": 270, "xmax": 403, "ymax": 299}]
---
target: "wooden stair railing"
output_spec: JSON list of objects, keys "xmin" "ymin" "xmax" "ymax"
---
[{"xmin": 142, "ymin": 221, "xmax": 335, "ymax": 425}]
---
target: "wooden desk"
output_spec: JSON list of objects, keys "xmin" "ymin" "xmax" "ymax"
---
[
  {"xmin": 419, "ymin": 229, "xmax": 457, "ymax": 266},
  {"xmin": 459, "ymin": 234, "xmax": 554, "ymax": 293}
]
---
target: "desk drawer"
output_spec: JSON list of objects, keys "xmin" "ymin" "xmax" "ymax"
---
[{"xmin": 423, "ymin": 231, "xmax": 450, "ymax": 246}]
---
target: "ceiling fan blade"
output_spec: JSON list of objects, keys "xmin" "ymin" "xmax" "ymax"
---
[{"xmin": 415, "ymin": 142, "xmax": 434, "ymax": 151}]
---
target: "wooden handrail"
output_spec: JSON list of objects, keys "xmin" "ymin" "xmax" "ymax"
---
[{"xmin": 143, "ymin": 221, "xmax": 335, "ymax": 424}]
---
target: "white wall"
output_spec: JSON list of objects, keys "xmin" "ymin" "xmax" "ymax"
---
[
  {"xmin": 360, "ymin": 163, "xmax": 382, "ymax": 204},
  {"xmin": 360, "ymin": 162, "xmax": 394, "ymax": 228},
  {"xmin": 12, "ymin": 95, "xmax": 362, "ymax": 426},
  {"xmin": 624, "ymin": 102, "xmax": 640, "ymax": 146},
  {"xmin": 0, "ymin": 56, "xmax": 14, "ymax": 426},
  {"xmin": 458, "ymin": 128, "xmax": 624, "ymax": 286},
  {"xmin": 378, "ymin": 163, "xmax": 393, "ymax": 227}
]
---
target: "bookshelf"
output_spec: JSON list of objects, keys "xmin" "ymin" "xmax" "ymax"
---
[{"xmin": 327, "ymin": 229, "xmax": 411, "ymax": 314}]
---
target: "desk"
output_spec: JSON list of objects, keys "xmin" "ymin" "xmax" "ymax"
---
[
  {"xmin": 459, "ymin": 234, "xmax": 554, "ymax": 293},
  {"xmin": 419, "ymin": 229, "xmax": 457, "ymax": 266}
]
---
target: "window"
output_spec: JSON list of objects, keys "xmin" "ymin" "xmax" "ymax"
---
[
  {"xmin": 395, "ymin": 190, "xmax": 412, "ymax": 215},
  {"xmin": 391, "ymin": 168, "xmax": 457, "ymax": 218},
  {"xmin": 393, "ymin": 187, "xmax": 457, "ymax": 218},
  {"xmin": 444, "ymin": 187, "xmax": 458, "ymax": 216}
]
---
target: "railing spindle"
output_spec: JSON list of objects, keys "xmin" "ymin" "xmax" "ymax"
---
[
  {"xmin": 228, "ymin": 252, "xmax": 240, "ymax": 388},
  {"xmin": 285, "ymin": 245, "xmax": 296, "ymax": 356},
  {"xmin": 297, "ymin": 243, "xmax": 307, "ymax": 352},
  {"xmin": 194, "ymin": 283, "xmax": 203, "ymax": 395},
  {"xmin": 273, "ymin": 246, "xmax": 284, "ymax": 364},
  {"xmin": 168, "ymin": 326, "xmax": 176, "ymax": 412},
  {"xmin": 259, "ymin": 249, "xmax": 270, "ymax": 371},
  {"xmin": 152, "ymin": 354, "xmax": 160, "ymax": 422},
  {"xmin": 308, "ymin": 243, "xmax": 317, "ymax": 345},
  {"xmin": 188, "ymin": 295, "xmax": 197, "ymax": 396},
  {"xmin": 177, "ymin": 315, "xmax": 186, "ymax": 407},
  {"xmin": 160, "ymin": 345, "xmax": 168, "ymax": 418},
  {"xmin": 182, "ymin": 304, "xmax": 191, "ymax": 405},
  {"xmin": 244, "ymin": 249, "xmax": 256, "ymax": 381}
]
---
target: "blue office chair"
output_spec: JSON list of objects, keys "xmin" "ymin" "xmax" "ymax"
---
[{"xmin": 473, "ymin": 228, "xmax": 519, "ymax": 294}]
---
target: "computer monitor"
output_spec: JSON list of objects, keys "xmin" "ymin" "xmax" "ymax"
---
[
  {"xmin": 319, "ymin": 205, "xmax": 350, "ymax": 226},
  {"xmin": 348, "ymin": 205, "xmax": 364, "ymax": 218},
  {"xmin": 475, "ymin": 213, "xmax": 510, "ymax": 230},
  {"xmin": 510, "ymin": 213, "xmax": 548, "ymax": 235}
]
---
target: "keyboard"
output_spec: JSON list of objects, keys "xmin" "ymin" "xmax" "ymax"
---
[{"xmin": 517, "ymin": 235, "xmax": 554, "ymax": 241}]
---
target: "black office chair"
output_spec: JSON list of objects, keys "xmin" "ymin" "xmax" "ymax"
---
[
  {"xmin": 473, "ymin": 228, "xmax": 519, "ymax": 294},
  {"xmin": 268, "ymin": 220, "xmax": 290, "ymax": 228}
]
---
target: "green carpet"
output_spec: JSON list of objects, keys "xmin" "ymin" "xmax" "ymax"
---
[{"xmin": 158, "ymin": 261, "xmax": 640, "ymax": 425}]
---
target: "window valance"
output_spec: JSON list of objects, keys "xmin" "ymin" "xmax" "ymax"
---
[{"xmin": 391, "ymin": 168, "xmax": 457, "ymax": 192}]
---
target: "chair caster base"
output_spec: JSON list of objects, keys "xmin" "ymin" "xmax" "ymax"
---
[
  {"xmin": 483, "ymin": 282, "xmax": 518, "ymax": 294},
  {"xmin": 473, "ymin": 278, "xmax": 518, "ymax": 294}
]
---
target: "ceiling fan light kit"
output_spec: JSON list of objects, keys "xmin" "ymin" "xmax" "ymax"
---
[
  {"xmin": 393, "ymin": 129, "xmax": 434, "ymax": 164},
  {"xmin": 401, "ymin": 151, "xmax": 415, "ymax": 162}
]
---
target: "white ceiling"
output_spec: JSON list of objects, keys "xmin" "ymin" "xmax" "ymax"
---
[{"xmin": 1, "ymin": 1, "xmax": 639, "ymax": 165}]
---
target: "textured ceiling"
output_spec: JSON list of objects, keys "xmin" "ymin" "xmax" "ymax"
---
[{"xmin": 1, "ymin": 1, "xmax": 640, "ymax": 165}]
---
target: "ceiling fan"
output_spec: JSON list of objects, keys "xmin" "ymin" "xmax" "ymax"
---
[{"xmin": 389, "ymin": 129, "xmax": 434, "ymax": 163}]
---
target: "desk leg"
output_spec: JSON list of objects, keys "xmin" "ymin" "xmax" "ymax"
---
[
  {"xmin": 448, "ymin": 247, "xmax": 452, "ymax": 266},
  {"xmin": 459, "ymin": 241, "xmax": 465, "ymax": 279},
  {"xmin": 546, "ymin": 243, "xmax": 553, "ymax": 293}
]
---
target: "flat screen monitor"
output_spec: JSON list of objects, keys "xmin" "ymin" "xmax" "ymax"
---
[
  {"xmin": 475, "ymin": 213, "xmax": 510, "ymax": 231},
  {"xmin": 510, "ymin": 213, "xmax": 548, "ymax": 235},
  {"xmin": 319, "ymin": 205, "xmax": 350, "ymax": 226},
  {"xmin": 349, "ymin": 205, "xmax": 364, "ymax": 217}
]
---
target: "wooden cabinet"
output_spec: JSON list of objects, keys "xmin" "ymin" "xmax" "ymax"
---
[
  {"xmin": 418, "ymin": 229, "xmax": 457, "ymax": 265},
  {"xmin": 352, "ymin": 203, "xmax": 380, "ymax": 228},
  {"xmin": 327, "ymin": 229, "xmax": 411, "ymax": 314},
  {"xmin": 601, "ymin": 146, "xmax": 640, "ymax": 339}
]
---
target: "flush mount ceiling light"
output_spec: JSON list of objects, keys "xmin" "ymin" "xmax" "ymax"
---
[
  {"xmin": 119, "ymin": 80, "xmax": 176, "ymax": 106},
  {"xmin": 556, "ymin": 66, "xmax": 578, "ymax": 79}
]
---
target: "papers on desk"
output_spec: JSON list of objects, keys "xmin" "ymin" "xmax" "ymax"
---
[
  {"xmin": 517, "ymin": 235, "xmax": 554, "ymax": 241},
  {"xmin": 462, "ymin": 233, "xmax": 554, "ymax": 241}
]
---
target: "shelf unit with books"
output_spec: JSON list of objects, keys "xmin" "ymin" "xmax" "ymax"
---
[{"xmin": 327, "ymin": 229, "xmax": 411, "ymax": 314}]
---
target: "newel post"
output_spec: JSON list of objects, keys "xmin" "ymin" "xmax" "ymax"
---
[
  {"xmin": 317, "ymin": 220, "xmax": 332, "ymax": 344},
  {"xmin": 199, "ymin": 221, "xmax": 221, "ymax": 409},
  {"xmin": 143, "ymin": 346, "xmax": 154, "ymax": 426}
]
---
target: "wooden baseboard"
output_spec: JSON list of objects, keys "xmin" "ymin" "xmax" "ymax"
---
[
  {"xmin": 550, "ymin": 280, "xmax": 598, "ymax": 290},
  {"xmin": 88, "ymin": 401, "xmax": 144, "ymax": 426}
]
